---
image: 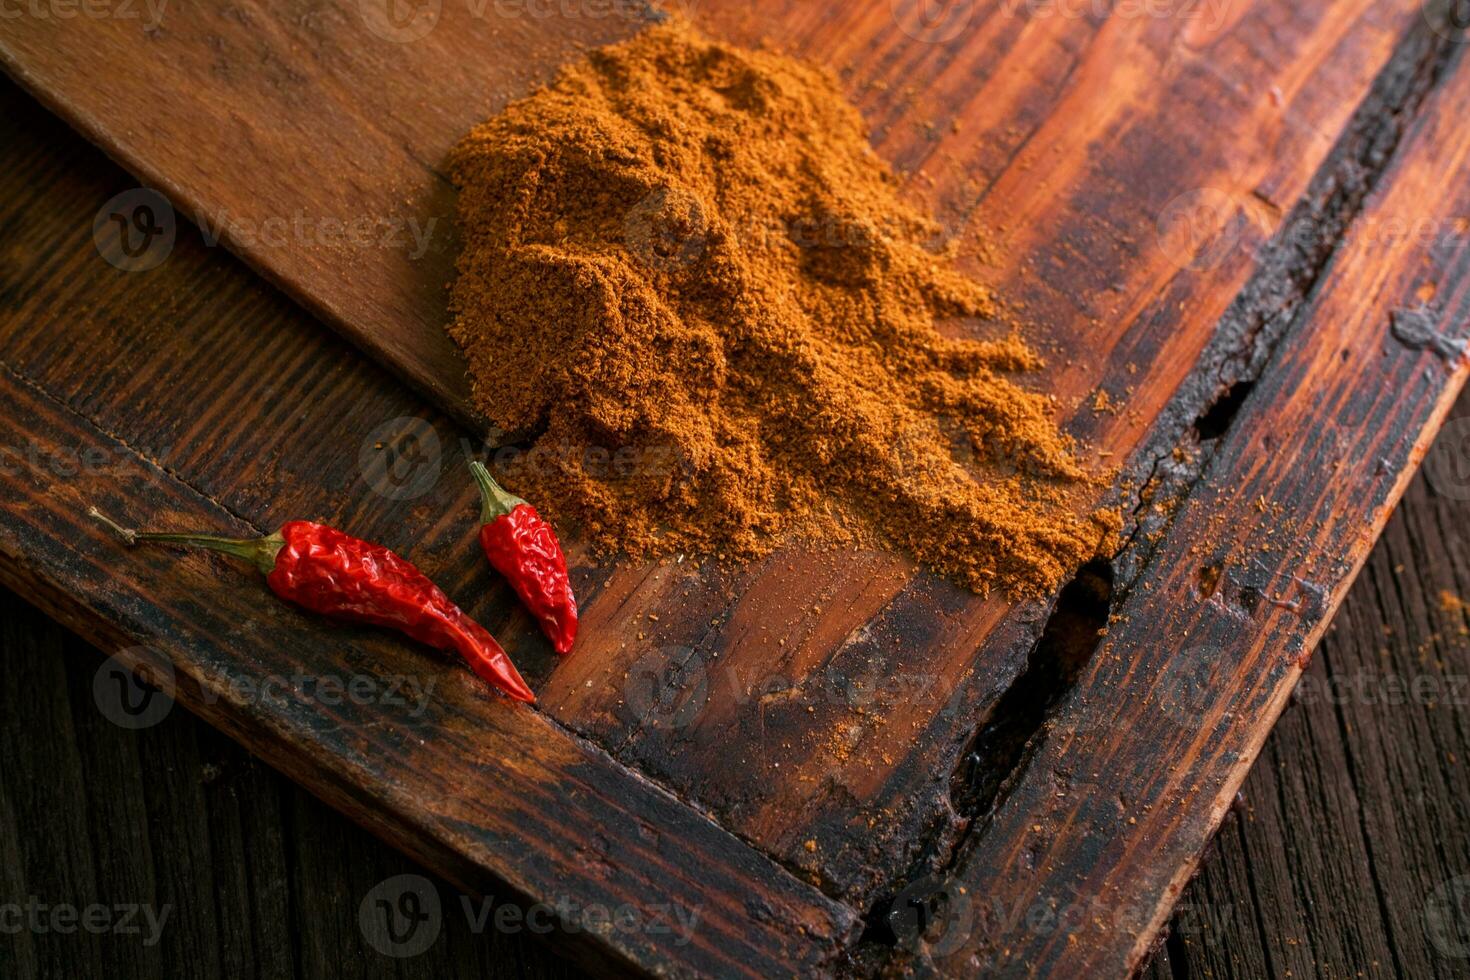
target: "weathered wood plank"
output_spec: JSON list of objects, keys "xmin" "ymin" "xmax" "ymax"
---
[
  {"xmin": 900, "ymin": 31, "xmax": 1470, "ymax": 976},
  {"xmin": 0, "ymin": 588, "xmax": 589, "ymax": 979},
  {"xmin": 0, "ymin": 2, "xmax": 1468, "ymax": 975},
  {"xmin": 14, "ymin": 439, "xmax": 1470, "ymax": 979},
  {"xmin": 0, "ymin": 360, "xmax": 859, "ymax": 975},
  {"xmin": 1166, "ymin": 460, "xmax": 1470, "ymax": 979},
  {"xmin": 0, "ymin": 0, "xmax": 659, "ymax": 418},
  {"xmin": 543, "ymin": 0, "xmax": 1438, "ymax": 903},
  {"xmin": 2, "ymin": 0, "xmax": 1436, "ymax": 910}
]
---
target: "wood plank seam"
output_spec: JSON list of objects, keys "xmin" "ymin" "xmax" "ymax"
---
[
  {"xmin": 0, "ymin": 353, "xmax": 868, "ymax": 973},
  {"xmin": 0, "ymin": 351, "xmax": 769, "ymax": 878},
  {"xmin": 0, "ymin": 336, "xmax": 854, "ymax": 878},
  {"xmin": 508, "ymin": 2, "xmax": 1470, "ymax": 925},
  {"xmin": 0, "ymin": 355, "xmax": 268, "ymax": 540},
  {"xmin": 852, "ymin": 8, "xmax": 1470, "ymax": 964},
  {"xmin": 2, "ymin": 4, "xmax": 1466, "ymax": 974},
  {"xmin": 0, "ymin": 75, "xmax": 884, "ymax": 924},
  {"xmin": 1111, "ymin": 10, "xmax": 1466, "ymax": 594},
  {"xmin": 2, "ymin": 1, "xmax": 1446, "ymax": 926},
  {"xmin": 899, "ymin": 26, "xmax": 1470, "ymax": 968}
]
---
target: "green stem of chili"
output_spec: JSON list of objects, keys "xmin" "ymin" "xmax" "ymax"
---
[
  {"xmin": 469, "ymin": 461, "xmax": 526, "ymax": 524},
  {"xmin": 89, "ymin": 508, "xmax": 283, "ymax": 574}
]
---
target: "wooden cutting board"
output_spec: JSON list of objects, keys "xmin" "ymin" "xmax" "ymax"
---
[{"xmin": 2, "ymin": 0, "xmax": 1469, "ymax": 975}]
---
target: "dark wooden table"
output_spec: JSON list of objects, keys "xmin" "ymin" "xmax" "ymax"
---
[
  {"xmin": 5, "ymin": 410, "xmax": 1469, "ymax": 979},
  {"xmin": 5, "ymin": 10, "xmax": 1470, "ymax": 975}
]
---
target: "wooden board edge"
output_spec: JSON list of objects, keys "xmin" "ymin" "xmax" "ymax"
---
[
  {"xmin": 909, "ymin": 27, "xmax": 1470, "ymax": 973},
  {"xmin": 0, "ymin": 359, "xmax": 863, "ymax": 977}
]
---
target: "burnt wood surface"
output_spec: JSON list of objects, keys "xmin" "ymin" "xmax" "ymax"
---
[
  {"xmin": 0, "ymin": 79, "xmax": 857, "ymax": 979},
  {"xmin": 6, "ymin": 420, "xmax": 1470, "ymax": 978},
  {"xmin": 0, "ymin": 0, "xmax": 1457, "ymax": 902},
  {"xmin": 2, "ymin": 0, "xmax": 1470, "ymax": 976}
]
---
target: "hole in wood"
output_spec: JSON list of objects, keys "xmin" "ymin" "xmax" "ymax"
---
[
  {"xmin": 858, "ymin": 559, "xmax": 1114, "ymax": 948},
  {"xmin": 1197, "ymin": 564, "xmax": 1222, "ymax": 598},
  {"xmin": 949, "ymin": 558, "xmax": 1114, "ymax": 820},
  {"xmin": 1192, "ymin": 379, "xmax": 1256, "ymax": 441}
]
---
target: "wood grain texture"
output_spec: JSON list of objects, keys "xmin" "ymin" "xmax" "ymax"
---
[
  {"xmin": 897, "ymin": 28, "xmax": 1470, "ymax": 975},
  {"xmin": 533, "ymin": 0, "xmax": 1450, "ymax": 907},
  {"xmin": 0, "ymin": 0, "xmax": 659, "ymax": 417},
  {"xmin": 0, "ymin": 587, "xmax": 583, "ymax": 980},
  {"xmin": 0, "ymin": 361, "xmax": 859, "ymax": 976},
  {"xmin": 2, "ymin": 1, "xmax": 1470, "ymax": 976},
  {"xmin": 0, "ymin": 91, "xmax": 858, "ymax": 973},
  {"xmin": 1159, "ymin": 458, "xmax": 1470, "ymax": 979},
  {"xmin": 11, "ymin": 427, "xmax": 1470, "ymax": 978},
  {"xmin": 0, "ymin": 0, "xmax": 1439, "ymax": 905}
]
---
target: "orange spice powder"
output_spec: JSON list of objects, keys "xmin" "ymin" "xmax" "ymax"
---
[{"xmin": 447, "ymin": 17, "xmax": 1117, "ymax": 596}]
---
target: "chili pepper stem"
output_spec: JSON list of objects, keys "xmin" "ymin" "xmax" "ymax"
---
[
  {"xmin": 88, "ymin": 507, "xmax": 138, "ymax": 544},
  {"xmin": 469, "ymin": 461, "xmax": 527, "ymax": 523},
  {"xmin": 89, "ymin": 507, "xmax": 284, "ymax": 575}
]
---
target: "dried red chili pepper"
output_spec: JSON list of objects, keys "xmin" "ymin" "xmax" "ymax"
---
[
  {"xmin": 90, "ymin": 509, "xmax": 535, "ymax": 703},
  {"xmin": 469, "ymin": 462, "xmax": 578, "ymax": 655}
]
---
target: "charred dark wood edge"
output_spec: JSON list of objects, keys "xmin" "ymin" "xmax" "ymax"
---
[
  {"xmin": 0, "ymin": 10, "xmax": 1462, "ymax": 979},
  {"xmin": 0, "ymin": 4, "xmax": 662, "ymax": 434},
  {"xmin": 847, "ymin": 4, "xmax": 1468, "ymax": 971},
  {"xmin": 1111, "ymin": 8, "xmax": 1463, "ymax": 591},
  {"xmin": 0, "ymin": 359, "xmax": 861, "ymax": 977}
]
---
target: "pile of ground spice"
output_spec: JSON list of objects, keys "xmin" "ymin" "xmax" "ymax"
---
[{"xmin": 447, "ymin": 17, "xmax": 1115, "ymax": 596}]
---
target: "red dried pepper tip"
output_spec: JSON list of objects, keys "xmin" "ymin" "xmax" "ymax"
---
[
  {"xmin": 469, "ymin": 462, "xmax": 579, "ymax": 656},
  {"xmin": 89, "ymin": 508, "xmax": 535, "ymax": 704}
]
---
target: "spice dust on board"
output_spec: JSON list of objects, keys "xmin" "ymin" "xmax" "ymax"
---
[{"xmin": 447, "ymin": 17, "xmax": 1118, "ymax": 597}]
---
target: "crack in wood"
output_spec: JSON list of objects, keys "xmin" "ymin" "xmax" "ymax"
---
[
  {"xmin": 848, "ymin": 7, "xmax": 1469, "ymax": 971},
  {"xmin": 853, "ymin": 560, "xmax": 1115, "ymax": 949},
  {"xmin": 1112, "ymin": 7, "xmax": 1463, "ymax": 594}
]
